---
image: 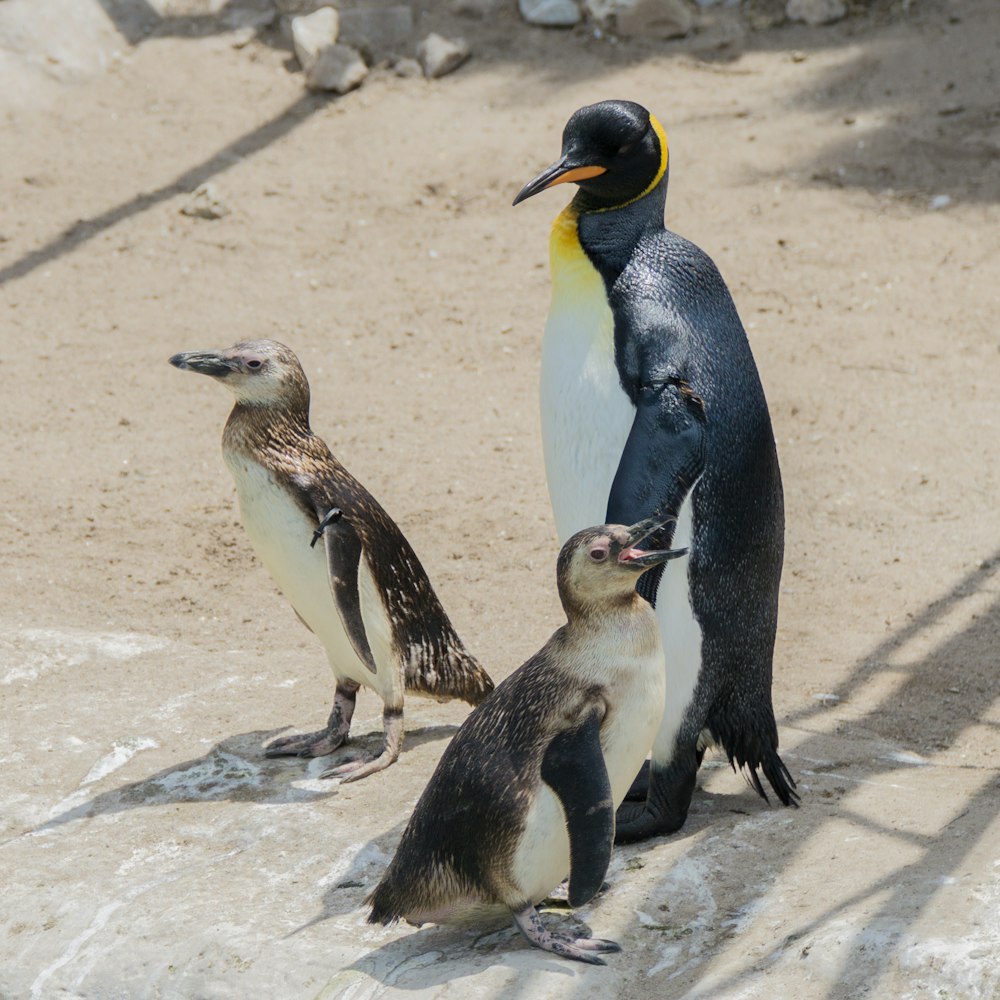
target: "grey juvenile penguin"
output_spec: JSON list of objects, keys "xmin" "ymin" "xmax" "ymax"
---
[
  {"xmin": 170, "ymin": 339, "xmax": 493, "ymax": 781},
  {"xmin": 367, "ymin": 520, "xmax": 686, "ymax": 964}
]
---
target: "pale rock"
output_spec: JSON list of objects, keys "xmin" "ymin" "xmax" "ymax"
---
[
  {"xmin": 785, "ymin": 0, "xmax": 845, "ymax": 25},
  {"xmin": 305, "ymin": 43, "xmax": 368, "ymax": 93},
  {"xmin": 584, "ymin": 0, "xmax": 692, "ymax": 36},
  {"xmin": 290, "ymin": 6, "xmax": 339, "ymax": 72},
  {"xmin": 338, "ymin": 6, "xmax": 414, "ymax": 58},
  {"xmin": 417, "ymin": 34, "xmax": 470, "ymax": 79},
  {"xmin": 393, "ymin": 57, "xmax": 423, "ymax": 78},
  {"xmin": 518, "ymin": 0, "xmax": 582, "ymax": 27},
  {"xmin": 180, "ymin": 184, "xmax": 230, "ymax": 220}
]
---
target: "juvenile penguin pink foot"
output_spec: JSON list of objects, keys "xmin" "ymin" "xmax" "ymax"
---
[
  {"xmin": 318, "ymin": 705, "xmax": 403, "ymax": 783},
  {"xmin": 512, "ymin": 905, "xmax": 621, "ymax": 966},
  {"xmin": 264, "ymin": 680, "xmax": 358, "ymax": 759}
]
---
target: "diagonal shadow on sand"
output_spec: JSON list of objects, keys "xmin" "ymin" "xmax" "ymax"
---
[{"xmin": 20, "ymin": 723, "xmax": 459, "ymax": 839}]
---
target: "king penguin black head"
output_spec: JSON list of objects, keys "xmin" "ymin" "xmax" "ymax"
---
[
  {"xmin": 169, "ymin": 339, "xmax": 310, "ymax": 410},
  {"xmin": 513, "ymin": 100, "xmax": 668, "ymax": 211}
]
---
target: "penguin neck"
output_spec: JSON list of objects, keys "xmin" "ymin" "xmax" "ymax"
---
[
  {"xmin": 559, "ymin": 588, "xmax": 646, "ymax": 625},
  {"xmin": 223, "ymin": 400, "xmax": 312, "ymax": 459},
  {"xmin": 571, "ymin": 177, "xmax": 668, "ymax": 284}
]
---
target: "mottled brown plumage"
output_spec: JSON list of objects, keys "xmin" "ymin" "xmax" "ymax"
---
[{"xmin": 170, "ymin": 340, "xmax": 493, "ymax": 780}]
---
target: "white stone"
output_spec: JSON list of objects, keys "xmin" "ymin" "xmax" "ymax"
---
[
  {"xmin": 290, "ymin": 6, "xmax": 339, "ymax": 72},
  {"xmin": 584, "ymin": 0, "xmax": 692, "ymax": 36},
  {"xmin": 392, "ymin": 57, "xmax": 422, "ymax": 78},
  {"xmin": 304, "ymin": 43, "xmax": 368, "ymax": 93},
  {"xmin": 416, "ymin": 33, "xmax": 470, "ymax": 79},
  {"xmin": 180, "ymin": 184, "xmax": 230, "ymax": 220},
  {"xmin": 518, "ymin": 0, "xmax": 582, "ymax": 27},
  {"xmin": 785, "ymin": 0, "xmax": 845, "ymax": 25}
]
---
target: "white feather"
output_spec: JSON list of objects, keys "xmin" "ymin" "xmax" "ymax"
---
[{"xmin": 223, "ymin": 454, "xmax": 396, "ymax": 697}]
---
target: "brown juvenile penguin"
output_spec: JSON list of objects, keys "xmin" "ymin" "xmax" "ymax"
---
[
  {"xmin": 367, "ymin": 520, "xmax": 685, "ymax": 963},
  {"xmin": 169, "ymin": 339, "xmax": 493, "ymax": 781}
]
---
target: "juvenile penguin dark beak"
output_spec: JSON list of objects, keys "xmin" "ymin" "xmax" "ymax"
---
[
  {"xmin": 618, "ymin": 517, "xmax": 686, "ymax": 569},
  {"xmin": 169, "ymin": 351, "xmax": 235, "ymax": 377},
  {"xmin": 512, "ymin": 157, "xmax": 607, "ymax": 206}
]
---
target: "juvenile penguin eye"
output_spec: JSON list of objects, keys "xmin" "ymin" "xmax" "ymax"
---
[
  {"xmin": 589, "ymin": 546, "xmax": 609, "ymax": 562},
  {"xmin": 246, "ymin": 358, "xmax": 263, "ymax": 371}
]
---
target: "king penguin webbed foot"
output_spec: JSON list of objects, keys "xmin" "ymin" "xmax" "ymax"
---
[
  {"xmin": 263, "ymin": 680, "xmax": 359, "ymax": 760},
  {"xmin": 319, "ymin": 704, "xmax": 403, "ymax": 783},
  {"xmin": 614, "ymin": 800, "xmax": 685, "ymax": 844},
  {"xmin": 511, "ymin": 905, "xmax": 621, "ymax": 966},
  {"xmin": 624, "ymin": 759, "xmax": 651, "ymax": 802}
]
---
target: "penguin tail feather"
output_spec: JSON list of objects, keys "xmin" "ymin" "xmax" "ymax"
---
[
  {"xmin": 365, "ymin": 883, "xmax": 403, "ymax": 926},
  {"xmin": 731, "ymin": 749, "xmax": 798, "ymax": 808},
  {"xmin": 405, "ymin": 647, "xmax": 495, "ymax": 706}
]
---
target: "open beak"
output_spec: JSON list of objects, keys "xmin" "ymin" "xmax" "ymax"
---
[
  {"xmin": 512, "ymin": 157, "xmax": 607, "ymax": 206},
  {"xmin": 617, "ymin": 517, "xmax": 687, "ymax": 569},
  {"xmin": 169, "ymin": 350, "xmax": 235, "ymax": 377}
]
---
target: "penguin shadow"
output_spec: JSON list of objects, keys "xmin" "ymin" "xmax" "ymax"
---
[
  {"xmin": 28, "ymin": 723, "xmax": 459, "ymax": 837},
  {"xmin": 334, "ymin": 916, "xmax": 600, "ymax": 988},
  {"xmin": 657, "ymin": 549, "xmax": 1000, "ymax": 1000}
]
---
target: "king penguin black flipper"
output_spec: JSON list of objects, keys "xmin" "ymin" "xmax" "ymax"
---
[
  {"xmin": 367, "ymin": 520, "xmax": 686, "ymax": 964},
  {"xmin": 514, "ymin": 100, "xmax": 797, "ymax": 843},
  {"xmin": 169, "ymin": 340, "xmax": 494, "ymax": 781}
]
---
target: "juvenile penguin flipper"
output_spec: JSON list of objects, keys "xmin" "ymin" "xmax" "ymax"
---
[
  {"xmin": 540, "ymin": 709, "xmax": 614, "ymax": 908},
  {"xmin": 316, "ymin": 509, "xmax": 378, "ymax": 675},
  {"xmin": 606, "ymin": 380, "xmax": 705, "ymax": 607}
]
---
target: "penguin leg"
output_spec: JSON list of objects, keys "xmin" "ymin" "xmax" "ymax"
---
[
  {"xmin": 614, "ymin": 745, "xmax": 700, "ymax": 844},
  {"xmin": 623, "ymin": 745, "xmax": 706, "ymax": 803},
  {"xmin": 624, "ymin": 759, "xmax": 651, "ymax": 801},
  {"xmin": 318, "ymin": 704, "xmax": 403, "ymax": 782},
  {"xmin": 264, "ymin": 680, "xmax": 359, "ymax": 759},
  {"xmin": 511, "ymin": 905, "xmax": 621, "ymax": 966}
]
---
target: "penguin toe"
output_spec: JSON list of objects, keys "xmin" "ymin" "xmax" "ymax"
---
[
  {"xmin": 614, "ymin": 802, "xmax": 668, "ymax": 844},
  {"xmin": 320, "ymin": 748, "xmax": 397, "ymax": 782},
  {"xmin": 564, "ymin": 935, "xmax": 621, "ymax": 954},
  {"xmin": 264, "ymin": 728, "xmax": 347, "ymax": 758}
]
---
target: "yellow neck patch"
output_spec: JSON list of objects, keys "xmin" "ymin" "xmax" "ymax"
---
[{"xmin": 593, "ymin": 113, "xmax": 670, "ymax": 215}]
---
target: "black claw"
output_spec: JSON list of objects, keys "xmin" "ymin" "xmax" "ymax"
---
[{"xmin": 310, "ymin": 507, "xmax": 343, "ymax": 548}]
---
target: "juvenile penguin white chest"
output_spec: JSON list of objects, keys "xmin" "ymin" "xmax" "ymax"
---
[
  {"xmin": 541, "ymin": 207, "xmax": 635, "ymax": 542},
  {"xmin": 512, "ymin": 618, "xmax": 666, "ymax": 904},
  {"xmin": 223, "ymin": 451, "xmax": 379, "ymax": 690}
]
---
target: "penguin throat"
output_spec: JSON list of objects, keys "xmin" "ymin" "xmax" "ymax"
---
[
  {"xmin": 224, "ymin": 402, "xmax": 312, "ymax": 456},
  {"xmin": 572, "ymin": 181, "xmax": 667, "ymax": 284}
]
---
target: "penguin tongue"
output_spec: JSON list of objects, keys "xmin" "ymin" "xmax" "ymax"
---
[{"xmin": 619, "ymin": 545, "xmax": 688, "ymax": 568}]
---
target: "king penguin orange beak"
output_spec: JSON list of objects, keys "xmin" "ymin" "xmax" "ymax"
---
[{"xmin": 512, "ymin": 158, "xmax": 607, "ymax": 206}]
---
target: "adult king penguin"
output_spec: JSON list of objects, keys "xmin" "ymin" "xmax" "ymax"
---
[
  {"xmin": 513, "ymin": 100, "xmax": 796, "ymax": 842},
  {"xmin": 368, "ymin": 520, "xmax": 686, "ymax": 964},
  {"xmin": 170, "ymin": 340, "xmax": 493, "ymax": 781}
]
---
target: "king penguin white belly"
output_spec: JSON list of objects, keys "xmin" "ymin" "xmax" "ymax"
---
[
  {"xmin": 511, "ymin": 634, "xmax": 666, "ymax": 903},
  {"xmin": 542, "ymin": 207, "xmax": 705, "ymax": 776},
  {"xmin": 541, "ymin": 208, "xmax": 634, "ymax": 540},
  {"xmin": 224, "ymin": 453, "xmax": 386, "ymax": 693}
]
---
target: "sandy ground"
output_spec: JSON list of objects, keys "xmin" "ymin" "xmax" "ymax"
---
[{"xmin": 1, "ymin": 1, "xmax": 999, "ymax": 997}]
